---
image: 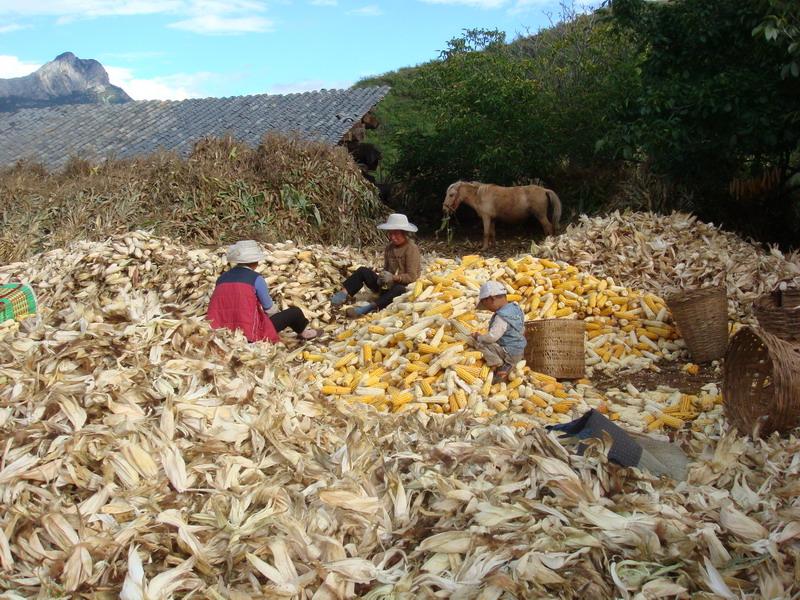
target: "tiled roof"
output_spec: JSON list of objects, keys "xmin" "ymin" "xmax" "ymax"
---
[{"xmin": 0, "ymin": 86, "xmax": 390, "ymax": 169}]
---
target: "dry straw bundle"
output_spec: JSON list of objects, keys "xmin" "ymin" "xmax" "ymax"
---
[{"xmin": 0, "ymin": 134, "xmax": 386, "ymax": 263}]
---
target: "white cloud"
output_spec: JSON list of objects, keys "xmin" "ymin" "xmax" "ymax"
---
[
  {"xmin": 169, "ymin": 14, "xmax": 272, "ymax": 34},
  {"xmin": 266, "ymin": 79, "xmax": 353, "ymax": 94},
  {"xmin": 0, "ymin": 22, "xmax": 27, "ymax": 32},
  {"xmin": 310, "ymin": 0, "xmax": 337, "ymax": 5},
  {"xmin": 106, "ymin": 65, "xmax": 215, "ymax": 100},
  {"xmin": 348, "ymin": 4, "xmax": 382, "ymax": 16},
  {"xmin": 0, "ymin": 54, "xmax": 41, "ymax": 78},
  {"xmin": 419, "ymin": 0, "xmax": 507, "ymax": 8},
  {"xmin": 0, "ymin": 0, "xmax": 273, "ymax": 35}
]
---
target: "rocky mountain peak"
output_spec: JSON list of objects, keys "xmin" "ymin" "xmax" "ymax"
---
[{"xmin": 0, "ymin": 52, "xmax": 131, "ymax": 112}]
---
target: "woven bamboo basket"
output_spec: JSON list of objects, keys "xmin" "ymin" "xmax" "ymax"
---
[
  {"xmin": 723, "ymin": 327, "xmax": 800, "ymax": 437},
  {"xmin": 524, "ymin": 319, "xmax": 586, "ymax": 379},
  {"xmin": 782, "ymin": 289, "xmax": 800, "ymax": 308},
  {"xmin": 666, "ymin": 286, "xmax": 728, "ymax": 362},
  {"xmin": 754, "ymin": 290, "xmax": 800, "ymax": 343}
]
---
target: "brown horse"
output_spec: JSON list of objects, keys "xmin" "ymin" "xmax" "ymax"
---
[{"xmin": 443, "ymin": 181, "xmax": 562, "ymax": 249}]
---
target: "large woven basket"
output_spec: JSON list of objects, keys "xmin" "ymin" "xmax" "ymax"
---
[
  {"xmin": 723, "ymin": 327, "xmax": 800, "ymax": 437},
  {"xmin": 0, "ymin": 283, "xmax": 37, "ymax": 324},
  {"xmin": 666, "ymin": 286, "xmax": 728, "ymax": 362},
  {"xmin": 754, "ymin": 289, "xmax": 800, "ymax": 343},
  {"xmin": 524, "ymin": 319, "xmax": 585, "ymax": 379},
  {"xmin": 782, "ymin": 289, "xmax": 800, "ymax": 308}
]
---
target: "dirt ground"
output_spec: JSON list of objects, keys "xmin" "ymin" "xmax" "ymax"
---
[{"xmin": 591, "ymin": 360, "xmax": 721, "ymax": 393}]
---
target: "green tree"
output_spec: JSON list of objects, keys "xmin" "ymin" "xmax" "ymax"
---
[
  {"xmin": 610, "ymin": 0, "xmax": 800, "ymax": 245},
  {"xmin": 372, "ymin": 15, "xmax": 638, "ymax": 220}
]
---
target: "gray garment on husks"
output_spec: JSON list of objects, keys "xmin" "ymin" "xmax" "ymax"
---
[{"xmin": 476, "ymin": 338, "xmax": 523, "ymax": 368}]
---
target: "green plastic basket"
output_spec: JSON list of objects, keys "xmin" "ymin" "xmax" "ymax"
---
[{"xmin": 0, "ymin": 283, "xmax": 37, "ymax": 323}]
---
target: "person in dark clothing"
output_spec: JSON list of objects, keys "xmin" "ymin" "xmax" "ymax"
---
[
  {"xmin": 207, "ymin": 240, "xmax": 319, "ymax": 342},
  {"xmin": 330, "ymin": 214, "xmax": 422, "ymax": 318}
]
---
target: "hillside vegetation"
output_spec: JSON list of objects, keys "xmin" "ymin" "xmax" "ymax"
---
[
  {"xmin": 358, "ymin": 0, "xmax": 800, "ymax": 248},
  {"xmin": 0, "ymin": 135, "xmax": 385, "ymax": 263}
]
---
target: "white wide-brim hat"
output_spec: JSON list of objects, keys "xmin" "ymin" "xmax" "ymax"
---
[
  {"xmin": 477, "ymin": 280, "xmax": 507, "ymax": 308},
  {"xmin": 227, "ymin": 240, "xmax": 266, "ymax": 264},
  {"xmin": 377, "ymin": 213, "xmax": 418, "ymax": 233}
]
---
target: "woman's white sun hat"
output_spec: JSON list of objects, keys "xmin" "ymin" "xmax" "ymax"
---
[
  {"xmin": 227, "ymin": 240, "xmax": 266, "ymax": 264},
  {"xmin": 377, "ymin": 213, "xmax": 418, "ymax": 233}
]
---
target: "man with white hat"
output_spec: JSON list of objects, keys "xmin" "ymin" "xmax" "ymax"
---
[
  {"xmin": 207, "ymin": 240, "xmax": 320, "ymax": 342},
  {"xmin": 473, "ymin": 280, "xmax": 526, "ymax": 380},
  {"xmin": 330, "ymin": 213, "xmax": 422, "ymax": 318}
]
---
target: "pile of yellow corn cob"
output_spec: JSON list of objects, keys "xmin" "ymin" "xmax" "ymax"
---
[{"xmin": 308, "ymin": 254, "xmax": 701, "ymax": 425}]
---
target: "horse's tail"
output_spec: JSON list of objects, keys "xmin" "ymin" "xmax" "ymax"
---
[{"xmin": 545, "ymin": 190, "xmax": 562, "ymax": 235}]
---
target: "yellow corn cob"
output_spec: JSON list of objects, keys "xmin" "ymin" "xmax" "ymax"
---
[
  {"xmin": 403, "ymin": 372, "xmax": 419, "ymax": 386},
  {"xmin": 455, "ymin": 390, "xmax": 467, "ymax": 409},
  {"xmin": 303, "ymin": 352, "xmax": 325, "ymax": 362},
  {"xmin": 420, "ymin": 380, "xmax": 434, "ymax": 395},
  {"xmin": 368, "ymin": 325, "xmax": 386, "ymax": 335},
  {"xmin": 507, "ymin": 378, "xmax": 523, "ymax": 390},
  {"xmin": 391, "ymin": 391, "xmax": 414, "ymax": 407},
  {"xmin": 456, "ymin": 311, "xmax": 476, "ymax": 323},
  {"xmin": 644, "ymin": 294, "xmax": 662, "ymax": 316},
  {"xmin": 481, "ymin": 373, "xmax": 493, "ymax": 397},
  {"xmin": 614, "ymin": 311, "xmax": 640, "ymax": 321},
  {"xmin": 479, "ymin": 365, "xmax": 490, "ymax": 379},
  {"xmin": 418, "ymin": 343, "xmax": 441, "ymax": 354},
  {"xmin": 352, "ymin": 395, "xmax": 381, "ymax": 404},
  {"xmin": 448, "ymin": 395, "xmax": 459, "ymax": 412},
  {"xmin": 405, "ymin": 362, "xmax": 428, "ymax": 372},
  {"xmin": 361, "ymin": 344, "xmax": 373, "ymax": 364},
  {"xmin": 540, "ymin": 259, "xmax": 560, "ymax": 269},
  {"xmin": 411, "ymin": 280, "xmax": 424, "ymax": 299},
  {"xmin": 454, "ymin": 365, "xmax": 477, "ymax": 385},
  {"xmin": 554, "ymin": 307, "xmax": 573, "ymax": 318},
  {"xmin": 424, "ymin": 303, "xmax": 453, "ymax": 317},
  {"xmin": 660, "ymin": 414, "xmax": 684, "ymax": 429},
  {"xmin": 321, "ymin": 385, "xmax": 351, "ymax": 395},
  {"xmin": 335, "ymin": 352, "xmax": 357, "ymax": 369},
  {"xmin": 336, "ymin": 330, "xmax": 354, "ymax": 341},
  {"xmin": 461, "ymin": 255, "xmax": 482, "ymax": 267},
  {"xmin": 552, "ymin": 401, "xmax": 574, "ymax": 414}
]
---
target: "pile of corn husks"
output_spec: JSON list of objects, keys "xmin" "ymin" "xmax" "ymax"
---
[
  {"xmin": 532, "ymin": 211, "xmax": 800, "ymax": 321},
  {"xmin": 1, "ymin": 215, "xmax": 799, "ymax": 598}
]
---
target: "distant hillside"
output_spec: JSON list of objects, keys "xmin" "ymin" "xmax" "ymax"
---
[{"xmin": 0, "ymin": 52, "xmax": 131, "ymax": 112}]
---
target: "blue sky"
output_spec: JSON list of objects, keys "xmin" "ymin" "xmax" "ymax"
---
[{"xmin": 0, "ymin": 0, "xmax": 596, "ymax": 100}]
